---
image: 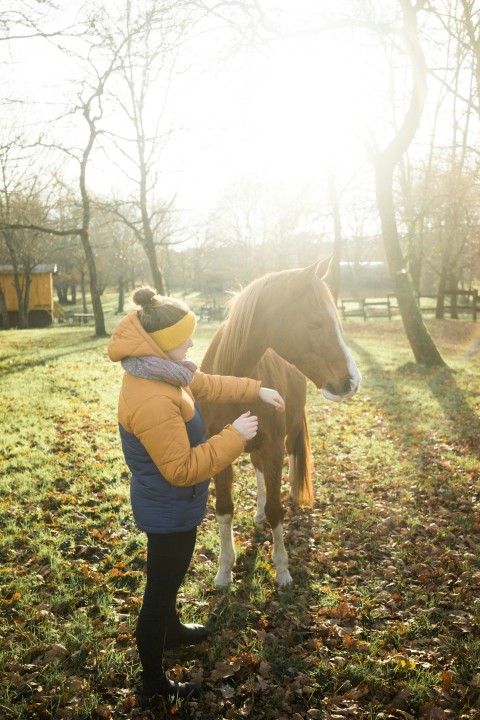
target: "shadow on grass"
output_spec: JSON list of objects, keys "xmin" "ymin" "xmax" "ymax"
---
[
  {"xmin": 344, "ymin": 337, "xmax": 479, "ymax": 571},
  {"xmin": 349, "ymin": 337, "xmax": 480, "ymax": 458},
  {"xmin": 426, "ymin": 365, "xmax": 480, "ymax": 456},
  {"xmin": 0, "ymin": 333, "xmax": 106, "ymax": 377}
]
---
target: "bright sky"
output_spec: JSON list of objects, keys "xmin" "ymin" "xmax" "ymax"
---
[
  {"xmin": 158, "ymin": 1, "xmax": 392, "ymax": 213},
  {"xmin": 0, "ymin": 1, "xmax": 405, "ymax": 217},
  {"xmin": 168, "ymin": 30, "xmax": 380, "ymax": 211}
]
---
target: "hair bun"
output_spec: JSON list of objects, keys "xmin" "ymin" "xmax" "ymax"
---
[{"xmin": 132, "ymin": 285, "xmax": 157, "ymax": 308}]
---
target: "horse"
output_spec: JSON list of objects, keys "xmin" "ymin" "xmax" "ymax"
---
[{"xmin": 199, "ymin": 258, "xmax": 361, "ymax": 586}]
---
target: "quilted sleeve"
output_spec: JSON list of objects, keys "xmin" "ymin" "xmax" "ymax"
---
[
  {"xmin": 190, "ymin": 371, "xmax": 261, "ymax": 403},
  {"xmin": 130, "ymin": 393, "xmax": 246, "ymax": 487}
]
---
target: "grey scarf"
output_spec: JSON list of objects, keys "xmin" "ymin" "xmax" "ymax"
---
[{"xmin": 121, "ymin": 356, "xmax": 197, "ymax": 386}]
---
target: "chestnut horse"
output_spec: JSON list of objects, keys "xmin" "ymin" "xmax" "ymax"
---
[{"xmin": 200, "ymin": 259, "xmax": 361, "ymax": 586}]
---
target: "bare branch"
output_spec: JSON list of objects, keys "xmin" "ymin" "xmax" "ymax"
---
[{"xmin": 0, "ymin": 222, "xmax": 82, "ymax": 237}]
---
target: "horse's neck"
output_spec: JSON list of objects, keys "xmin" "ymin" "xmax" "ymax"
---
[
  {"xmin": 221, "ymin": 320, "xmax": 268, "ymax": 377},
  {"xmin": 231, "ymin": 338, "xmax": 266, "ymax": 377}
]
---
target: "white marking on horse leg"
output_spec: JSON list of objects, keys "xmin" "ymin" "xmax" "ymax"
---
[
  {"xmin": 254, "ymin": 469, "xmax": 266, "ymax": 524},
  {"xmin": 214, "ymin": 514, "xmax": 235, "ymax": 587},
  {"xmin": 288, "ymin": 454, "xmax": 297, "ymax": 503},
  {"xmin": 272, "ymin": 523, "xmax": 292, "ymax": 586}
]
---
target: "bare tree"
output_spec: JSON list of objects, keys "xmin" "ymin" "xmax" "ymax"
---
[
  {"xmin": 98, "ymin": 0, "xmax": 267, "ymax": 294},
  {"xmin": 0, "ymin": 137, "xmax": 57, "ymax": 328},
  {"xmin": 399, "ymin": 0, "xmax": 480, "ymax": 305},
  {"xmin": 0, "ymin": 5, "xmax": 113, "ymax": 335},
  {"xmin": 365, "ymin": 0, "xmax": 445, "ymax": 366},
  {"xmin": 0, "ymin": 2, "xmax": 74, "ymax": 43},
  {"xmin": 94, "ymin": 0, "xmax": 210, "ymax": 294},
  {"xmin": 459, "ymin": 0, "xmax": 480, "ymax": 113},
  {"xmin": 426, "ymin": 0, "xmax": 480, "ymax": 119}
]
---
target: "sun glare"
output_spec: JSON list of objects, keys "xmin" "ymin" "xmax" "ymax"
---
[
  {"xmin": 1, "ymin": 2, "xmax": 388, "ymax": 211},
  {"xmin": 165, "ymin": 27, "xmax": 386, "ymax": 208},
  {"xmin": 240, "ymin": 34, "xmax": 383, "ymax": 176}
]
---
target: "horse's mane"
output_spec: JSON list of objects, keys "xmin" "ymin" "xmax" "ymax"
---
[{"xmin": 212, "ymin": 271, "xmax": 282, "ymax": 373}]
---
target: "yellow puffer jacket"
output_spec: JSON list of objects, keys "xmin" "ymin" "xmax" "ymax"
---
[{"xmin": 108, "ymin": 311, "xmax": 261, "ymax": 488}]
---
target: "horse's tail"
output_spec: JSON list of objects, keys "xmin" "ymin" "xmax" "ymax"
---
[{"xmin": 293, "ymin": 409, "xmax": 313, "ymax": 507}]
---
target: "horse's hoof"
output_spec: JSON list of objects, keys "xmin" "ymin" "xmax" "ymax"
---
[
  {"xmin": 275, "ymin": 570, "xmax": 293, "ymax": 586},
  {"xmin": 254, "ymin": 513, "xmax": 266, "ymax": 525},
  {"xmin": 214, "ymin": 570, "xmax": 233, "ymax": 588}
]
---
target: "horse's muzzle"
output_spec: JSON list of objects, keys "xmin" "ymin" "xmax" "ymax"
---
[{"xmin": 322, "ymin": 374, "xmax": 361, "ymax": 403}]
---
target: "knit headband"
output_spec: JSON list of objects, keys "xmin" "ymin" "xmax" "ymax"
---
[{"xmin": 149, "ymin": 311, "xmax": 197, "ymax": 352}]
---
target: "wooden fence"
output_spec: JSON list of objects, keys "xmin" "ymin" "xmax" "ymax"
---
[{"xmin": 339, "ymin": 290, "xmax": 478, "ymax": 322}]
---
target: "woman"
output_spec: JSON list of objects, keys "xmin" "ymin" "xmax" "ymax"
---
[{"xmin": 107, "ymin": 286, "xmax": 285, "ymax": 706}]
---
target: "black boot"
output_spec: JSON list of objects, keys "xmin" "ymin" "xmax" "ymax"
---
[
  {"xmin": 138, "ymin": 672, "xmax": 202, "ymax": 708},
  {"xmin": 164, "ymin": 622, "xmax": 210, "ymax": 649}
]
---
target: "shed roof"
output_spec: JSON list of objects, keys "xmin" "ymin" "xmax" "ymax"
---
[{"xmin": 0, "ymin": 264, "xmax": 58, "ymax": 274}]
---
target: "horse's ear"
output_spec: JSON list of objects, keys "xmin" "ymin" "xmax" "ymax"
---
[
  {"xmin": 296, "ymin": 257, "xmax": 332, "ymax": 280},
  {"xmin": 314, "ymin": 256, "xmax": 332, "ymax": 279},
  {"xmin": 291, "ymin": 257, "xmax": 332, "ymax": 290}
]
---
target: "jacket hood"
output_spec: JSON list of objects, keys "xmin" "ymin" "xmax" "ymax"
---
[{"xmin": 108, "ymin": 311, "xmax": 168, "ymax": 362}]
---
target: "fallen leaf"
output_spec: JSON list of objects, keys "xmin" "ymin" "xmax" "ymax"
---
[{"xmin": 36, "ymin": 644, "xmax": 69, "ymax": 665}]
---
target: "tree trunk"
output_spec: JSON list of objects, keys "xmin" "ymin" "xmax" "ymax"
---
[
  {"xmin": 82, "ymin": 240, "xmax": 106, "ymax": 335},
  {"xmin": 143, "ymin": 225, "xmax": 165, "ymax": 294},
  {"xmin": 3, "ymin": 234, "xmax": 29, "ymax": 328},
  {"xmin": 408, "ymin": 244, "xmax": 423, "ymax": 295},
  {"xmin": 139, "ymin": 146, "xmax": 164, "ymax": 293},
  {"xmin": 79, "ymin": 226, "xmax": 106, "ymax": 335},
  {"xmin": 80, "ymin": 267, "xmax": 88, "ymax": 314},
  {"xmin": 0, "ymin": 285, "xmax": 10, "ymax": 329},
  {"xmin": 372, "ymin": 0, "xmax": 445, "ymax": 367},
  {"xmin": 12, "ymin": 269, "xmax": 30, "ymax": 329},
  {"xmin": 23, "ymin": 273, "xmax": 32, "ymax": 329},
  {"xmin": 436, "ymin": 261, "xmax": 448, "ymax": 320},
  {"xmin": 327, "ymin": 165, "xmax": 342, "ymax": 302},
  {"xmin": 376, "ymin": 163, "xmax": 445, "ymax": 366},
  {"xmin": 79, "ymin": 103, "xmax": 107, "ymax": 337},
  {"xmin": 57, "ymin": 286, "xmax": 67, "ymax": 304},
  {"xmin": 449, "ymin": 268, "xmax": 462, "ymax": 319},
  {"xmin": 117, "ymin": 276, "xmax": 125, "ymax": 313}
]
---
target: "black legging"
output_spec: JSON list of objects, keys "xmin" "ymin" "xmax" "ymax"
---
[{"xmin": 135, "ymin": 527, "xmax": 197, "ymax": 679}]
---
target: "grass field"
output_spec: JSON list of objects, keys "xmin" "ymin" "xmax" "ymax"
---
[{"xmin": 1, "ymin": 310, "xmax": 479, "ymax": 720}]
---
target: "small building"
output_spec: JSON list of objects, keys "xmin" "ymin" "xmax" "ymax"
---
[{"xmin": 0, "ymin": 264, "xmax": 58, "ymax": 328}]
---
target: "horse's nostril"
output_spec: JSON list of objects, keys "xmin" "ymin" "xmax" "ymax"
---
[
  {"xmin": 343, "ymin": 377, "xmax": 352, "ymax": 394},
  {"xmin": 326, "ymin": 378, "xmax": 352, "ymax": 397}
]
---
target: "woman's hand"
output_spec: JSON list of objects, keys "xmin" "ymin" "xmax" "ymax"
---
[
  {"xmin": 259, "ymin": 387, "xmax": 285, "ymax": 412},
  {"xmin": 232, "ymin": 411, "xmax": 258, "ymax": 440}
]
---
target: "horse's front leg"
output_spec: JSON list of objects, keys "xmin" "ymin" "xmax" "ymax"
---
[
  {"xmin": 264, "ymin": 448, "xmax": 292, "ymax": 586},
  {"xmin": 214, "ymin": 465, "xmax": 236, "ymax": 588}
]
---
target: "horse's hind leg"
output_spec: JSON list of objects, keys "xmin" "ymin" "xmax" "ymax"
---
[
  {"xmin": 286, "ymin": 427, "xmax": 299, "ymax": 503},
  {"xmin": 287, "ymin": 452, "xmax": 297, "ymax": 503},
  {"xmin": 264, "ymin": 447, "xmax": 292, "ymax": 586},
  {"xmin": 214, "ymin": 465, "xmax": 236, "ymax": 588},
  {"xmin": 251, "ymin": 451, "xmax": 266, "ymax": 524},
  {"xmin": 286, "ymin": 410, "xmax": 313, "ymax": 507}
]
